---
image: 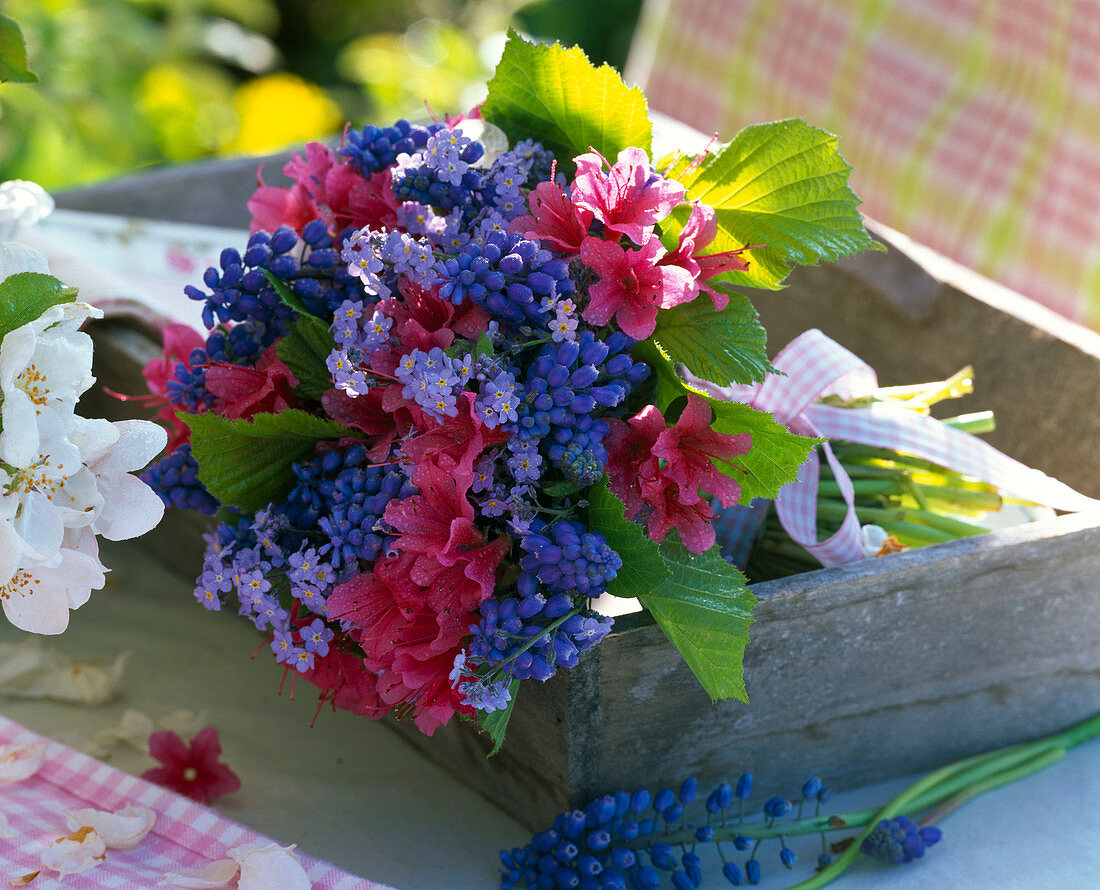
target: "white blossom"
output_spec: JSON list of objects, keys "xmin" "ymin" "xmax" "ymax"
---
[{"xmin": 64, "ymin": 803, "xmax": 155, "ymax": 850}]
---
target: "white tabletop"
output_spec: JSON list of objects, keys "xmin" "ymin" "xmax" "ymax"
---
[{"xmin": 0, "ymin": 540, "xmax": 1096, "ymax": 889}]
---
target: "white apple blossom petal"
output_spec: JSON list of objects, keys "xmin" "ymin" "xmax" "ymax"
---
[
  {"xmin": 0, "ymin": 241, "xmax": 49, "ymax": 277},
  {"xmin": 0, "ymin": 638, "xmax": 125, "ymax": 703},
  {"xmin": 229, "ymin": 842, "xmax": 311, "ymax": 890},
  {"xmin": 158, "ymin": 859, "xmax": 240, "ymax": 888},
  {"xmin": 0, "ymin": 741, "xmax": 46, "ymax": 785},
  {"xmin": 0, "ymin": 180, "xmax": 54, "ymax": 240},
  {"xmin": 1, "ymin": 545, "xmax": 107, "ymax": 634},
  {"xmin": 63, "ymin": 803, "xmax": 155, "ymax": 850},
  {"xmin": 39, "ymin": 826, "xmax": 107, "ymax": 878},
  {"xmin": 86, "ymin": 420, "xmax": 167, "ymax": 541}
]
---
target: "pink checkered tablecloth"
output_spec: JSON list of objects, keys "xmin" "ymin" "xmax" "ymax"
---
[
  {"xmin": 0, "ymin": 716, "xmax": 390, "ymax": 889},
  {"xmin": 627, "ymin": 0, "xmax": 1100, "ymax": 329}
]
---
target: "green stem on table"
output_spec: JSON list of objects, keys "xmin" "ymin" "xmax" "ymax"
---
[{"xmin": 940, "ymin": 411, "xmax": 996, "ymax": 435}]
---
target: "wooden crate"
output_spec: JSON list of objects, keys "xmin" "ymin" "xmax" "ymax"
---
[{"xmin": 71, "ymin": 162, "xmax": 1100, "ymax": 829}]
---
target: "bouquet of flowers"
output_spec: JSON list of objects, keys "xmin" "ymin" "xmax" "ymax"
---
[
  {"xmin": 0, "ymin": 237, "xmax": 166, "ymax": 635},
  {"xmin": 142, "ymin": 33, "xmax": 881, "ymax": 745}
]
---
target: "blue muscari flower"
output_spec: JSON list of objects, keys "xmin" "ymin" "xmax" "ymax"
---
[
  {"xmin": 722, "ymin": 861, "xmax": 744, "ymax": 885},
  {"xmin": 519, "ymin": 519, "xmax": 621, "ymax": 598},
  {"xmin": 185, "ymin": 225, "xmax": 341, "ymax": 339},
  {"xmin": 801, "ymin": 776, "xmax": 823, "ymax": 799},
  {"xmin": 745, "ymin": 859, "xmax": 761, "ymax": 885},
  {"xmin": 671, "ymin": 871, "xmax": 694, "ymax": 890},
  {"xmin": 338, "ymin": 119, "xmax": 439, "ymax": 175},
  {"xmin": 141, "ymin": 444, "xmax": 219, "ymax": 515},
  {"xmin": 732, "ymin": 835, "xmax": 751, "ymax": 851},
  {"xmin": 735, "ymin": 773, "xmax": 753, "ymax": 799},
  {"xmin": 780, "ymin": 847, "xmax": 796, "ymax": 869},
  {"xmin": 860, "ymin": 816, "xmax": 942, "ymax": 865},
  {"xmin": 763, "ymin": 797, "xmax": 791, "ymax": 820}
]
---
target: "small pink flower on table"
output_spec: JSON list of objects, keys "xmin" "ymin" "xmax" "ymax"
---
[{"xmin": 141, "ymin": 727, "xmax": 241, "ymax": 804}]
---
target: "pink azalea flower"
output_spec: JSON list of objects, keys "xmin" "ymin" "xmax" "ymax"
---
[
  {"xmin": 571, "ymin": 147, "xmax": 685, "ymax": 244},
  {"xmin": 607, "ymin": 396, "xmax": 753, "ymax": 553},
  {"xmin": 140, "ymin": 728, "xmax": 241, "ymax": 804},
  {"xmin": 651, "ymin": 394, "xmax": 752, "ymax": 510},
  {"xmin": 639, "ymin": 475, "xmax": 719, "ymax": 555},
  {"xmin": 660, "ymin": 202, "xmax": 755, "ymax": 310},
  {"xmin": 508, "ymin": 178, "xmax": 593, "ymax": 254},
  {"xmin": 579, "ymin": 235, "xmax": 696, "ymax": 339},
  {"xmin": 203, "ymin": 344, "xmax": 299, "ymax": 420},
  {"xmin": 604, "ymin": 406, "xmax": 665, "ymax": 517}
]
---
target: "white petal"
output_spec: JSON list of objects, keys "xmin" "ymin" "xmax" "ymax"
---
[
  {"xmin": 2, "ymin": 571, "xmax": 72, "ymax": 635},
  {"xmin": 97, "ymin": 420, "xmax": 168, "ymax": 474},
  {"xmin": 0, "ymin": 390, "xmax": 40, "ymax": 468},
  {"xmin": 0, "ymin": 241, "xmax": 49, "ymax": 276},
  {"xmin": 93, "ymin": 708, "xmax": 156, "ymax": 753},
  {"xmin": 0, "ymin": 181, "xmax": 54, "ymax": 239},
  {"xmin": 229, "ymin": 843, "xmax": 311, "ymax": 890},
  {"xmin": 92, "ymin": 472, "xmax": 165, "ymax": 541},
  {"xmin": 0, "ymin": 741, "xmax": 46, "ymax": 785},
  {"xmin": 63, "ymin": 803, "xmax": 155, "ymax": 850},
  {"xmin": 39, "ymin": 826, "xmax": 107, "ymax": 878},
  {"xmin": 158, "ymin": 859, "xmax": 240, "ymax": 888}
]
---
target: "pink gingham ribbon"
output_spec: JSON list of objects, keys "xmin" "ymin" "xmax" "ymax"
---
[{"xmin": 710, "ymin": 329, "xmax": 1100, "ymax": 566}]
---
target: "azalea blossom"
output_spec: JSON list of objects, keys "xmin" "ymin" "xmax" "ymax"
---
[
  {"xmin": 141, "ymin": 728, "xmax": 241, "ymax": 804},
  {"xmin": 659, "ymin": 201, "xmax": 754, "ymax": 310},
  {"xmin": 508, "ymin": 177, "xmax": 593, "ymax": 253},
  {"xmin": 571, "ymin": 146, "xmax": 685, "ymax": 244},
  {"xmin": 606, "ymin": 396, "xmax": 752, "ymax": 553},
  {"xmin": 579, "ymin": 235, "xmax": 696, "ymax": 339}
]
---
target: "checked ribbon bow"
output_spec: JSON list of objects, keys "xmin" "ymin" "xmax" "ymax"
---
[{"xmin": 709, "ymin": 329, "xmax": 1100, "ymax": 567}]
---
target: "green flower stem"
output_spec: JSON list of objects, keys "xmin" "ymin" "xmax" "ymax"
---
[
  {"xmin": 940, "ymin": 411, "xmax": 996, "ymax": 435},
  {"xmin": 910, "ymin": 482, "xmax": 1003, "ymax": 513}
]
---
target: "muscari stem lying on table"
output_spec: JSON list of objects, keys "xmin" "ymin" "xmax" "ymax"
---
[{"xmin": 615, "ymin": 711, "xmax": 1100, "ymax": 888}]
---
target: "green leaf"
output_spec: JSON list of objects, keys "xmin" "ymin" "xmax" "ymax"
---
[
  {"xmin": 666, "ymin": 119, "xmax": 881, "ymax": 290},
  {"xmin": 0, "ymin": 15, "xmax": 36, "ymax": 84},
  {"xmin": 709, "ymin": 400, "xmax": 821, "ymax": 504},
  {"xmin": 481, "ymin": 30, "xmax": 652, "ymax": 177},
  {"xmin": 542, "ymin": 479, "xmax": 583, "ymax": 499},
  {"xmin": 0, "ymin": 273, "xmax": 77, "ymax": 339},
  {"xmin": 651, "ymin": 289, "xmax": 774, "ymax": 386},
  {"xmin": 586, "ymin": 479, "xmax": 670, "ymax": 599},
  {"xmin": 263, "ymin": 270, "xmax": 320, "ymax": 319},
  {"xmin": 640, "ymin": 535, "xmax": 756, "ymax": 701},
  {"xmin": 276, "ymin": 315, "xmax": 334, "ymax": 401},
  {"xmin": 480, "ymin": 679, "xmax": 521, "ymax": 757},
  {"xmin": 183, "ymin": 409, "xmax": 354, "ymax": 511},
  {"xmin": 265, "ymin": 270, "xmax": 336, "ymax": 400}
]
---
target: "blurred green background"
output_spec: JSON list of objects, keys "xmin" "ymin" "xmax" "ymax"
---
[{"xmin": 0, "ymin": 0, "xmax": 642, "ymax": 191}]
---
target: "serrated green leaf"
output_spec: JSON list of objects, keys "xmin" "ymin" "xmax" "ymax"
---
[
  {"xmin": 276, "ymin": 315, "xmax": 334, "ymax": 401},
  {"xmin": 586, "ymin": 478, "xmax": 669, "ymax": 599},
  {"xmin": 640, "ymin": 535, "xmax": 756, "ymax": 701},
  {"xmin": 0, "ymin": 15, "xmax": 36, "ymax": 84},
  {"xmin": 0, "ymin": 273, "xmax": 77, "ymax": 339},
  {"xmin": 481, "ymin": 30, "xmax": 651, "ymax": 177},
  {"xmin": 709, "ymin": 400, "xmax": 821, "ymax": 504},
  {"xmin": 480, "ymin": 679, "xmax": 521, "ymax": 757},
  {"xmin": 183, "ymin": 409, "xmax": 354, "ymax": 511},
  {"xmin": 652, "ymin": 289, "xmax": 773, "ymax": 386},
  {"xmin": 666, "ymin": 119, "xmax": 881, "ymax": 290}
]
